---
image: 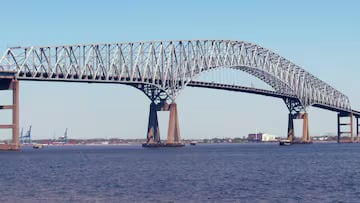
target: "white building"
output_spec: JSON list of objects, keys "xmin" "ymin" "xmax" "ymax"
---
[{"xmin": 261, "ymin": 133, "xmax": 277, "ymax": 142}]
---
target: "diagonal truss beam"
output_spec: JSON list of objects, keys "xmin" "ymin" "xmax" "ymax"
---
[{"xmin": 0, "ymin": 40, "xmax": 352, "ymax": 112}]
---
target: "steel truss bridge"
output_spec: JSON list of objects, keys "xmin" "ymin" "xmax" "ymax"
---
[{"xmin": 0, "ymin": 40, "xmax": 358, "ymax": 149}]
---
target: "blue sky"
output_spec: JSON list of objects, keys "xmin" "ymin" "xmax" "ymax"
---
[{"xmin": 0, "ymin": 0, "xmax": 359, "ymax": 139}]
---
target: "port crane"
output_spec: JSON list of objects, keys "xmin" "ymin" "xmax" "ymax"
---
[
  {"xmin": 20, "ymin": 128, "xmax": 23, "ymax": 144},
  {"xmin": 20, "ymin": 125, "xmax": 32, "ymax": 144},
  {"xmin": 58, "ymin": 128, "xmax": 68, "ymax": 144},
  {"xmin": 64, "ymin": 128, "xmax": 68, "ymax": 144}
]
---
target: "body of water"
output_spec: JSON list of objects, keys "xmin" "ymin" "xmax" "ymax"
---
[{"xmin": 1, "ymin": 143, "xmax": 360, "ymax": 202}]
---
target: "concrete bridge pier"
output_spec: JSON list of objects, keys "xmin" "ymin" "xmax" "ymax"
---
[
  {"xmin": 337, "ymin": 112, "xmax": 354, "ymax": 143},
  {"xmin": 146, "ymin": 102, "xmax": 161, "ymax": 144},
  {"xmin": 287, "ymin": 113, "xmax": 294, "ymax": 142},
  {"xmin": 144, "ymin": 102, "xmax": 184, "ymax": 147},
  {"xmin": 0, "ymin": 74, "xmax": 20, "ymax": 151},
  {"xmin": 301, "ymin": 112, "xmax": 310, "ymax": 143},
  {"xmin": 356, "ymin": 116, "xmax": 359, "ymax": 143},
  {"xmin": 166, "ymin": 103, "xmax": 181, "ymax": 145},
  {"xmin": 287, "ymin": 112, "xmax": 310, "ymax": 143}
]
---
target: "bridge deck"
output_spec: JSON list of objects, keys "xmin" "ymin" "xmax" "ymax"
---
[{"xmin": 0, "ymin": 70, "xmax": 358, "ymax": 116}]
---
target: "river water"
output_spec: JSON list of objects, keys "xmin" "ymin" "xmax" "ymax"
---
[{"xmin": 0, "ymin": 143, "xmax": 360, "ymax": 202}]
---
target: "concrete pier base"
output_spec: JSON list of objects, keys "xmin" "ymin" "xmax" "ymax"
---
[
  {"xmin": 287, "ymin": 113, "xmax": 294, "ymax": 142},
  {"xmin": 0, "ymin": 143, "xmax": 19, "ymax": 151},
  {"xmin": 143, "ymin": 102, "xmax": 184, "ymax": 147},
  {"xmin": 357, "ymin": 117, "xmax": 359, "ymax": 143},
  {"xmin": 301, "ymin": 113, "xmax": 310, "ymax": 143},
  {"xmin": 146, "ymin": 102, "xmax": 161, "ymax": 144},
  {"xmin": 167, "ymin": 103, "xmax": 181, "ymax": 145},
  {"xmin": 287, "ymin": 112, "xmax": 311, "ymax": 143}
]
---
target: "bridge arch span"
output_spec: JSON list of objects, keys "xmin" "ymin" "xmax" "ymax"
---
[
  {"xmin": 0, "ymin": 40, "xmax": 350, "ymax": 112},
  {"xmin": 193, "ymin": 65, "xmax": 302, "ymax": 105},
  {"xmin": 0, "ymin": 39, "xmax": 358, "ymax": 148}
]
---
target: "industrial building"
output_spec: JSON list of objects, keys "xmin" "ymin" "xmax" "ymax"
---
[{"xmin": 247, "ymin": 133, "xmax": 277, "ymax": 142}]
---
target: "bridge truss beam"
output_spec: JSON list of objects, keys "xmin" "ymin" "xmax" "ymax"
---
[
  {"xmin": 0, "ymin": 40, "xmax": 352, "ymax": 112},
  {"xmin": 0, "ymin": 40, "xmax": 358, "ymax": 148}
]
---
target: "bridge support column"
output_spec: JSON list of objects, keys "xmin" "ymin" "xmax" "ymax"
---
[
  {"xmin": 337, "ymin": 112, "xmax": 354, "ymax": 143},
  {"xmin": 167, "ymin": 103, "xmax": 181, "ymax": 145},
  {"xmin": 287, "ymin": 112, "xmax": 310, "ymax": 143},
  {"xmin": 287, "ymin": 113, "xmax": 294, "ymax": 142},
  {"xmin": 0, "ymin": 76, "xmax": 20, "ymax": 151},
  {"xmin": 144, "ymin": 102, "xmax": 184, "ymax": 147},
  {"xmin": 146, "ymin": 102, "xmax": 161, "ymax": 144},
  {"xmin": 301, "ymin": 112, "xmax": 310, "ymax": 143},
  {"xmin": 356, "ymin": 117, "xmax": 359, "ymax": 143}
]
